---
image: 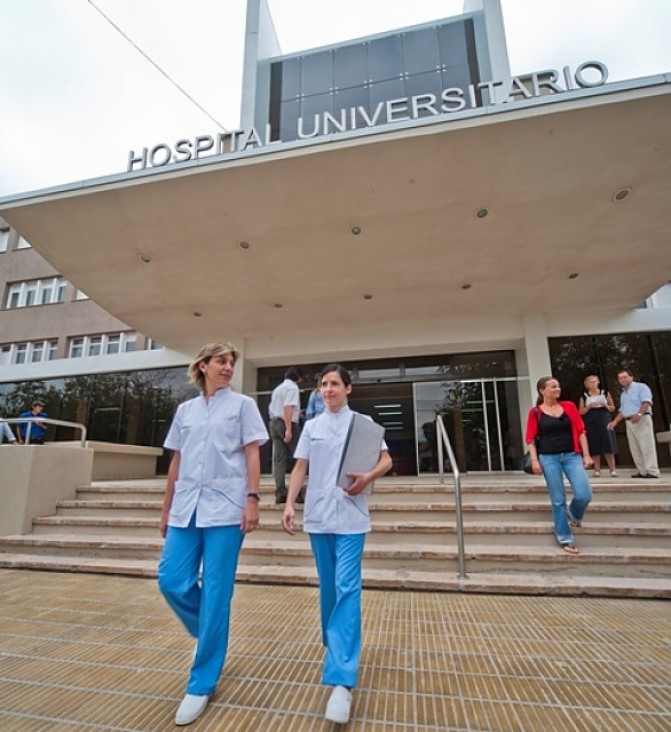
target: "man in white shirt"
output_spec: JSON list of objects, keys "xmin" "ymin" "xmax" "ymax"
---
[
  {"xmin": 268, "ymin": 367, "xmax": 303, "ymax": 503},
  {"xmin": 607, "ymin": 369, "xmax": 659, "ymax": 478}
]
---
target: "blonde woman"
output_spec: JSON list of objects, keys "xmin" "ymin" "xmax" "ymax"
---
[
  {"xmin": 158, "ymin": 343, "xmax": 268, "ymax": 725},
  {"xmin": 578, "ymin": 374, "xmax": 617, "ymax": 477}
]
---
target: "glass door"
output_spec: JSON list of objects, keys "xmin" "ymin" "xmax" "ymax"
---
[{"xmin": 414, "ymin": 378, "xmax": 522, "ymax": 473}]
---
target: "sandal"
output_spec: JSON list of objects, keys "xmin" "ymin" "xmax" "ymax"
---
[
  {"xmin": 609, "ymin": 470, "xmax": 618, "ymax": 477},
  {"xmin": 561, "ymin": 543, "xmax": 580, "ymax": 555},
  {"xmin": 592, "ymin": 470, "xmax": 601, "ymax": 478},
  {"xmin": 567, "ymin": 509, "xmax": 582, "ymax": 528}
]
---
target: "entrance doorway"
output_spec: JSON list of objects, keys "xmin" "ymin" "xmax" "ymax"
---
[{"xmin": 414, "ymin": 379, "xmax": 523, "ymax": 474}]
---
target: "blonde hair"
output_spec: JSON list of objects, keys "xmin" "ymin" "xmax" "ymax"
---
[{"xmin": 188, "ymin": 342, "xmax": 240, "ymax": 391}]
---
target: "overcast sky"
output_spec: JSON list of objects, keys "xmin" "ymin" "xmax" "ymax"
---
[{"xmin": 1, "ymin": 0, "xmax": 670, "ymax": 198}]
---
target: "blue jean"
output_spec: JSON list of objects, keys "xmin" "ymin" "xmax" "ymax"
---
[
  {"xmin": 538, "ymin": 452, "xmax": 592, "ymax": 545},
  {"xmin": 158, "ymin": 516, "xmax": 244, "ymax": 695},
  {"xmin": 309, "ymin": 533, "xmax": 366, "ymax": 689}
]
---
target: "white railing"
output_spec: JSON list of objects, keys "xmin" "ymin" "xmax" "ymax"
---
[
  {"xmin": 435, "ymin": 414, "xmax": 467, "ymax": 579},
  {"xmin": 2, "ymin": 417, "xmax": 88, "ymax": 447}
]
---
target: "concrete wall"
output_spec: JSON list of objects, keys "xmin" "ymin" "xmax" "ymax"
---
[{"xmin": 0, "ymin": 444, "xmax": 93, "ymax": 535}]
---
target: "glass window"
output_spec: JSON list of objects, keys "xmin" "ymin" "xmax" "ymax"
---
[
  {"xmin": 124, "ymin": 334, "xmax": 137, "ymax": 353},
  {"xmin": 367, "ymin": 34, "xmax": 404, "ymax": 83},
  {"xmin": 0, "ymin": 345, "xmax": 11, "ymax": 365},
  {"xmin": 24, "ymin": 286, "xmax": 37, "ymax": 307},
  {"xmin": 14, "ymin": 344, "xmax": 27, "ymax": 365},
  {"xmin": 279, "ymin": 57, "xmax": 301, "ymax": 101},
  {"xmin": 88, "ymin": 337, "xmax": 102, "ymax": 357},
  {"xmin": 301, "ymin": 50, "xmax": 333, "ymax": 97},
  {"xmin": 106, "ymin": 335, "xmax": 121, "ymax": 354},
  {"xmin": 404, "ymin": 70, "xmax": 443, "ymax": 105},
  {"xmin": 333, "ymin": 43, "xmax": 368, "ymax": 89},
  {"xmin": 333, "ymin": 86, "xmax": 369, "ymax": 120},
  {"xmin": 31, "ymin": 342, "xmax": 45, "ymax": 363},
  {"xmin": 437, "ymin": 21, "xmax": 468, "ymax": 69},
  {"xmin": 280, "ymin": 99, "xmax": 301, "ymax": 141},
  {"xmin": 69, "ymin": 338, "xmax": 84, "ymax": 358},
  {"xmin": 403, "ymin": 28, "xmax": 440, "ymax": 75},
  {"xmin": 56, "ymin": 280, "xmax": 67, "ymax": 303},
  {"xmin": 368, "ymin": 78, "xmax": 405, "ymax": 109},
  {"xmin": 8, "ymin": 286, "xmax": 21, "ymax": 309},
  {"xmin": 48, "ymin": 341, "xmax": 58, "ymax": 360},
  {"xmin": 40, "ymin": 282, "xmax": 53, "ymax": 305},
  {"xmin": 441, "ymin": 64, "xmax": 473, "ymax": 93},
  {"xmin": 0, "ymin": 230, "xmax": 8, "ymax": 253},
  {"xmin": 300, "ymin": 92, "xmax": 333, "ymax": 122}
]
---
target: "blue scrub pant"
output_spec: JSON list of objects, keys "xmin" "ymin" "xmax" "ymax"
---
[
  {"xmin": 158, "ymin": 516, "xmax": 244, "ymax": 696},
  {"xmin": 309, "ymin": 533, "xmax": 366, "ymax": 689}
]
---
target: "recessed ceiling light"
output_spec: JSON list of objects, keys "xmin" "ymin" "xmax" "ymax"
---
[
  {"xmin": 474, "ymin": 207, "xmax": 489, "ymax": 219},
  {"xmin": 193, "ymin": 311, "xmax": 202, "ymax": 317},
  {"xmin": 238, "ymin": 240, "xmax": 250, "ymax": 250},
  {"xmin": 139, "ymin": 254, "xmax": 151, "ymax": 263},
  {"xmin": 350, "ymin": 225, "xmax": 362, "ymax": 235},
  {"xmin": 274, "ymin": 303, "xmax": 283, "ymax": 309},
  {"xmin": 612, "ymin": 186, "xmax": 632, "ymax": 203},
  {"xmin": 363, "ymin": 294, "xmax": 373, "ymax": 300},
  {"xmin": 568, "ymin": 272, "xmax": 579, "ymax": 280},
  {"xmin": 462, "ymin": 283, "xmax": 472, "ymax": 290}
]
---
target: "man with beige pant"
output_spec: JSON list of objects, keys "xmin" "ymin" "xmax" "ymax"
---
[{"xmin": 607, "ymin": 369, "xmax": 659, "ymax": 478}]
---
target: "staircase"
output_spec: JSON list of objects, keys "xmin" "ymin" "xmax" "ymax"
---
[{"xmin": 1, "ymin": 475, "xmax": 669, "ymax": 598}]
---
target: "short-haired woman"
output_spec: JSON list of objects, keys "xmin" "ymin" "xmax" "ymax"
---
[
  {"xmin": 526, "ymin": 376, "xmax": 593, "ymax": 554},
  {"xmin": 158, "ymin": 342, "xmax": 269, "ymax": 725},
  {"xmin": 282, "ymin": 364, "xmax": 392, "ymax": 724},
  {"xmin": 578, "ymin": 374, "xmax": 617, "ymax": 477}
]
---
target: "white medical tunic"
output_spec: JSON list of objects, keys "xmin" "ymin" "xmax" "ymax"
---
[
  {"xmin": 295, "ymin": 405, "xmax": 388, "ymax": 535},
  {"xmin": 163, "ymin": 387, "xmax": 269, "ymax": 528}
]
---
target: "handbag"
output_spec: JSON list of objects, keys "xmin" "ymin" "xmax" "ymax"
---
[{"xmin": 521, "ymin": 406, "xmax": 541, "ymax": 474}]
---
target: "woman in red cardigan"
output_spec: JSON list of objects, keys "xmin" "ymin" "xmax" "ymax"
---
[{"xmin": 526, "ymin": 376, "xmax": 593, "ymax": 554}]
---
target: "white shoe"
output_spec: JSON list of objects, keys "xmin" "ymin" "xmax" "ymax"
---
[
  {"xmin": 175, "ymin": 694, "xmax": 210, "ymax": 725},
  {"xmin": 325, "ymin": 685, "xmax": 352, "ymax": 724}
]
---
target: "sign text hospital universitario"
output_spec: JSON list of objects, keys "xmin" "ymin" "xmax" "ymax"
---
[{"xmin": 127, "ymin": 61, "xmax": 608, "ymax": 172}]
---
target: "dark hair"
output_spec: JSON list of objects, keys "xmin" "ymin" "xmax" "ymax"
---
[
  {"xmin": 535, "ymin": 376, "xmax": 559, "ymax": 405},
  {"xmin": 319, "ymin": 363, "xmax": 352, "ymax": 387},
  {"xmin": 284, "ymin": 367, "xmax": 304, "ymax": 382},
  {"xmin": 617, "ymin": 368, "xmax": 634, "ymax": 378}
]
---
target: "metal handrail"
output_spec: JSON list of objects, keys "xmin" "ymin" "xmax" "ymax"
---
[
  {"xmin": 435, "ymin": 414, "xmax": 467, "ymax": 579},
  {"xmin": 2, "ymin": 417, "xmax": 88, "ymax": 447}
]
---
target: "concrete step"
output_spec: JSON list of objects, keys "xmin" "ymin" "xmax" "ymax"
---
[
  {"xmin": 4, "ymin": 476, "xmax": 671, "ymax": 598},
  {"xmin": 0, "ymin": 553, "xmax": 668, "ymax": 599},
  {"xmin": 30, "ymin": 513, "xmax": 671, "ymax": 549},
  {"xmin": 2, "ymin": 533, "xmax": 669, "ymax": 577}
]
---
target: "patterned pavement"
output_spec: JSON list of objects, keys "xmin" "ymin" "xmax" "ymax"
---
[{"xmin": 1, "ymin": 569, "xmax": 669, "ymax": 731}]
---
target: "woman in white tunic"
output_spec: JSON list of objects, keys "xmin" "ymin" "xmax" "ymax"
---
[
  {"xmin": 282, "ymin": 364, "xmax": 392, "ymax": 724},
  {"xmin": 158, "ymin": 342, "xmax": 269, "ymax": 726}
]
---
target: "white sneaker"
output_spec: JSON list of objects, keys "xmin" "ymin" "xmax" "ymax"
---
[
  {"xmin": 325, "ymin": 685, "xmax": 352, "ymax": 724},
  {"xmin": 175, "ymin": 694, "xmax": 210, "ymax": 725}
]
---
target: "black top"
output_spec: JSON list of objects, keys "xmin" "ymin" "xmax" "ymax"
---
[{"xmin": 537, "ymin": 412, "xmax": 574, "ymax": 454}]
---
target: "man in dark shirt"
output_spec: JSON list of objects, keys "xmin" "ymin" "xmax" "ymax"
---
[{"xmin": 16, "ymin": 400, "xmax": 49, "ymax": 444}]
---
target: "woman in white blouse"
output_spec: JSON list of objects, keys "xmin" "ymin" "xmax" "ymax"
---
[
  {"xmin": 158, "ymin": 342, "xmax": 268, "ymax": 726},
  {"xmin": 282, "ymin": 364, "xmax": 392, "ymax": 724}
]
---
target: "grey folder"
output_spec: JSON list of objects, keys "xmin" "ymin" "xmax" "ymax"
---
[{"xmin": 336, "ymin": 413, "xmax": 385, "ymax": 493}]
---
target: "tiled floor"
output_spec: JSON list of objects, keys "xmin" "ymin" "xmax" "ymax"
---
[{"xmin": 1, "ymin": 569, "xmax": 669, "ymax": 731}]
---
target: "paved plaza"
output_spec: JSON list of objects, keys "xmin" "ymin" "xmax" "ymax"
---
[{"xmin": 1, "ymin": 569, "xmax": 669, "ymax": 731}]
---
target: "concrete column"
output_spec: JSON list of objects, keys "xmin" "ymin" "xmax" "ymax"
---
[{"xmin": 522, "ymin": 312, "xmax": 552, "ymax": 405}]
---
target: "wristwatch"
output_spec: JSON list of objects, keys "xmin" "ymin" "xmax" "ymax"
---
[{"xmin": 247, "ymin": 492, "xmax": 261, "ymax": 502}]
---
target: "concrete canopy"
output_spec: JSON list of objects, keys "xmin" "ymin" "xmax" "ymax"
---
[{"xmin": 2, "ymin": 81, "xmax": 670, "ymax": 362}]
